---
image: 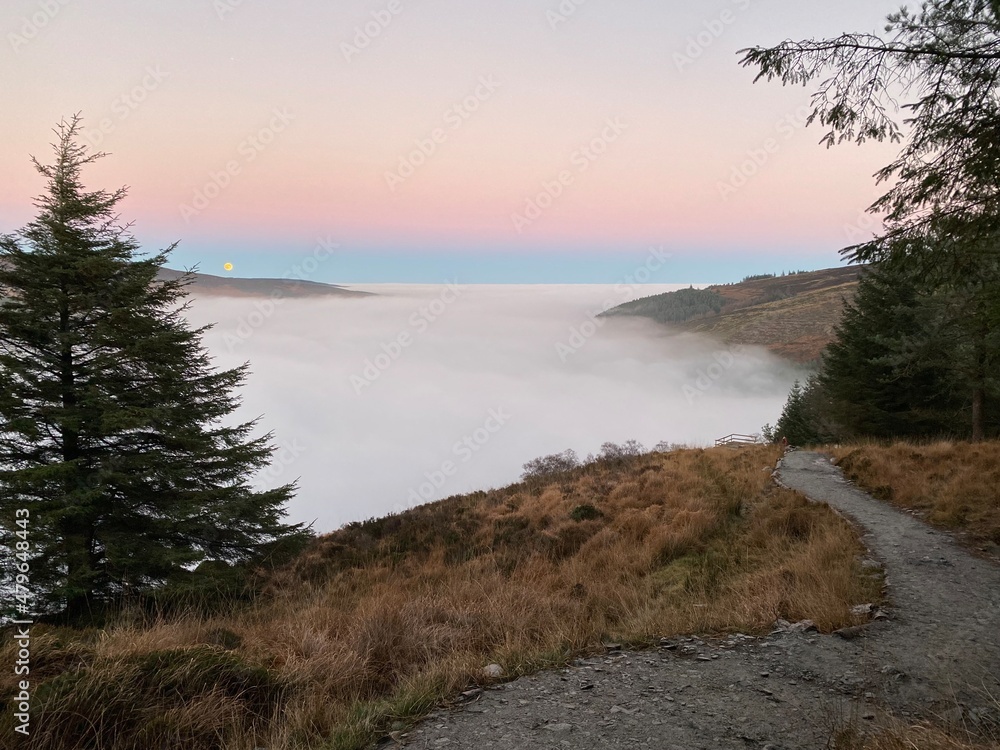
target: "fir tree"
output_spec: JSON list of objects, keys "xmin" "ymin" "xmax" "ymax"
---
[
  {"xmin": 820, "ymin": 263, "xmax": 966, "ymax": 439},
  {"xmin": 0, "ymin": 117, "xmax": 305, "ymax": 620},
  {"xmin": 772, "ymin": 378, "xmax": 834, "ymax": 447}
]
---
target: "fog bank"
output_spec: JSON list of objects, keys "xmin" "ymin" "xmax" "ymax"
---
[{"xmin": 185, "ymin": 285, "xmax": 801, "ymax": 531}]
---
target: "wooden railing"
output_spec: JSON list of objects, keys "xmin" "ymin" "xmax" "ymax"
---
[{"xmin": 714, "ymin": 433, "xmax": 762, "ymax": 447}]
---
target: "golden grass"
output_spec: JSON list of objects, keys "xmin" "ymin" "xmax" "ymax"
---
[
  {"xmin": 0, "ymin": 446, "xmax": 882, "ymax": 750},
  {"xmin": 831, "ymin": 441, "xmax": 1000, "ymax": 554}
]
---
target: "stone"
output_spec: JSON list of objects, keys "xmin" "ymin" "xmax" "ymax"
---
[
  {"xmin": 788, "ymin": 620, "xmax": 819, "ymax": 634},
  {"xmin": 834, "ymin": 625, "xmax": 866, "ymax": 640},
  {"xmin": 483, "ymin": 664, "xmax": 504, "ymax": 678}
]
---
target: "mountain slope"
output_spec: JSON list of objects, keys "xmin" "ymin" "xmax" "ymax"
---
[
  {"xmin": 156, "ymin": 268, "xmax": 372, "ymax": 298},
  {"xmin": 602, "ymin": 266, "xmax": 862, "ymax": 363}
]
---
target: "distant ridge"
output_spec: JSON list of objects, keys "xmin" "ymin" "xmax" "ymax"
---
[
  {"xmin": 601, "ymin": 266, "xmax": 863, "ymax": 363},
  {"xmin": 156, "ymin": 268, "xmax": 373, "ymax": 298}
]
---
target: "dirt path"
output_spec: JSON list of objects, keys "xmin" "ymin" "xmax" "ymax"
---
[{"xmin": 398, "ymin": 451, "xmax": 1000, "ymax": 750}]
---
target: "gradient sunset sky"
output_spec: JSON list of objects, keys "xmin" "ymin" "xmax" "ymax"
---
[{"xmin": 2, "ymin": 0, "xmax": 902, "ymax": 283}]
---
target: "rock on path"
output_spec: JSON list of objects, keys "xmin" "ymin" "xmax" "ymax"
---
[{"xmin": 398, "ymin": 451, "xmax": 1000, "ymax": 750}]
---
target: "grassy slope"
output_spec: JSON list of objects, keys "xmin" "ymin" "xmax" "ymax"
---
[
  {"xmin": 0, "ymin": 446, "xmax": 881, "ymax": 750},
  {"xmin": 831, "ymin": 441, "xmax": 1000, "ymax": 559},
  {"xmin": 688, "ymin": 282, "xmax": 857, "ymax": 363},
  {"xmin": 603, "ymin": 266, "xmax": 862, "ymax": 363}
]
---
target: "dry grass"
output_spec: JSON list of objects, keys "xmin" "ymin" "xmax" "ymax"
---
[
  {"xmin": 835, "ymin": 720, "xmax": 1000, "ymax": 750},
  {"xmin": 0, "ymin": 446, "xmax": 882, "ymax": 750},
  {"xmin": 690, "ymin": 282, "xmax": 858, "ymax": 363},
  {"xmin": 831, "ymin": 441, "xmax": 1000, "ymax": 556},
  {"xmin": 828, "ymin": 441, "xmax": 1000, "ymax": 750}
]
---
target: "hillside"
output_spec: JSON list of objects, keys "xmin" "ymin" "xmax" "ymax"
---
[
  {"xmin": 156, "ymin": 268, "xmax": 372, "ymax": 298},
  {"xmin": 602, "ymin": 266, "xmax": 863, "ymax": 363},
  {"xmin": 0, "ymin": 264, "xmax": 372, "ymax": 300},
  {"xmin": 0, "ymin": 446, "xmax": 878, "ymax": 750}
]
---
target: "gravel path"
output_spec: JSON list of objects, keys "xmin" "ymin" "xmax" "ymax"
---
[
  {"xmin": 777, "ymin": 450, "xmax": 1000, "ymax": 718},
  {"xmin": 397, "ymin": 451, "xmax": 1000, "ymax": 750}
]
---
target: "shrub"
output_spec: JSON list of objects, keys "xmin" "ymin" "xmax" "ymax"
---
[
  {"xmin": 598, "ymin": 440, "xmax": 645, "ymax": 460},
  {"xmin": 521, "ymin": 449, "xmax": 581, "ymax": 479},
  {"xmin": 569, "ymin": 504, "xmax": 602, "ymax": 522}
]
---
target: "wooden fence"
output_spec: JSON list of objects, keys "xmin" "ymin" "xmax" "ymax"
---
[{"xmin": 714, "ymin": 433, "xmax": 763, "ymax": 448}]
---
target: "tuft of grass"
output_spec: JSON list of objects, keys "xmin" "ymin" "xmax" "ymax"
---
[
  {"xmin": 0, "ymin": 644, "xmax": 285, "ymax": 749},
  {"xmin": 833, "ymin": 719, "xmax": 999, "ymax": 750},
  {"xmin": 0, "ymin": 446, "xmax": 882, "ymax": 750},
  {"xmin": 831, "ymin": 441, "xmax": 1000, "ymax": 554}
]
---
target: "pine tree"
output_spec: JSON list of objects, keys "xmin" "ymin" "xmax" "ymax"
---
[
  {"xmin": 0, "ymin": 117, "xmax": 305, "ymax": 620},
  {"xmin": 819, "ymin": 258, "xmax": 1000, "ymax": 441},
  {"xmin": 819, "ymin": 263, "xmax": 966, "ymax": 439},
  {"xmin": 772, "ymin": 377, "xmax": 833, "ymax": 447},
  {"xmin": 743, "ymin": 4, "xmax": 1000, "ymax": 440}
]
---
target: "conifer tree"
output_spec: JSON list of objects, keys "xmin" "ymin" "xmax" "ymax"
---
[
  {"xmin": 772, "ymin": 378, "xmax": 834, "ymax": 446},
  {"xmin": 0, "ymin": 117, "xmax": 304, "ymax": 620},
  {"xmin": 743, "ymin": 1, "xmax": 1000, "ymax": 441},
  {"xmin": 820, "ymin": 263, "xmax": 965, "ymax": 438}
]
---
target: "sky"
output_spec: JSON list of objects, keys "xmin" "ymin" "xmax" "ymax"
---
[
  {"xmin": 186, "ymin": 285, "xmax": 803, "ymax": 530},
  {"xmin": 1, "ymin": 0, "xmax": 901, "ymax": 284}
]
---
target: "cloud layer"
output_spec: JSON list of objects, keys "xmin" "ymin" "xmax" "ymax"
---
[{"xmin": 186, "ymin": 284, "xmax": 801, "ymax": 531}]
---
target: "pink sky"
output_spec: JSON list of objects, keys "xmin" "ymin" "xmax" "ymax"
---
[{"xmin": 0, "ymin": 0, "xmax": 902, "ymax": 280}]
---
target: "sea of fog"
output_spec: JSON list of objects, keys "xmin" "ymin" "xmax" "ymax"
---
[{"xmin": 184, "ymin": 284, "xmax": 801, "ymax": 532}]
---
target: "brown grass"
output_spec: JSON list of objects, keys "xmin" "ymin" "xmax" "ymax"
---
[
  {"xmin": 689, "ymin": 281, "xmax": 858, "ymax": 363},
  {"xmin": 834, "ymin": 720, "xmax": 1000, "ymax": 750},
  {"xmin": 831, "ymin": 441, "xmax": 1000, "ymax": 556},
  {"xmin": 0, "ymin": 446, "xmax": 882, "ymax": 750},
  {"xmin": 829, "ymin": 441, "xmax": 1000, "ymax": 750}
]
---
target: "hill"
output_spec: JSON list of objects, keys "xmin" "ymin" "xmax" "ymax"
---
[
  {"xmin": 601, "ymin": 266, "xmax": 863, "ymax": 363},
  {"xmin": 0, "ymin": 263, "xmax": 372, "ymax": 300},
  {"xmin": 155, "ymin": 268, "xmax": 372, "ymax": 298}
]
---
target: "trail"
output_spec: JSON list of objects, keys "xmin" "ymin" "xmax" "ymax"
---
[
  {"xmin": 777, "ymin": 450, "xmax": 1000, "ymax": 717},
  {"xmin": 399, "ymin": 451, "xmax": 1000, "ymax": 750}
]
